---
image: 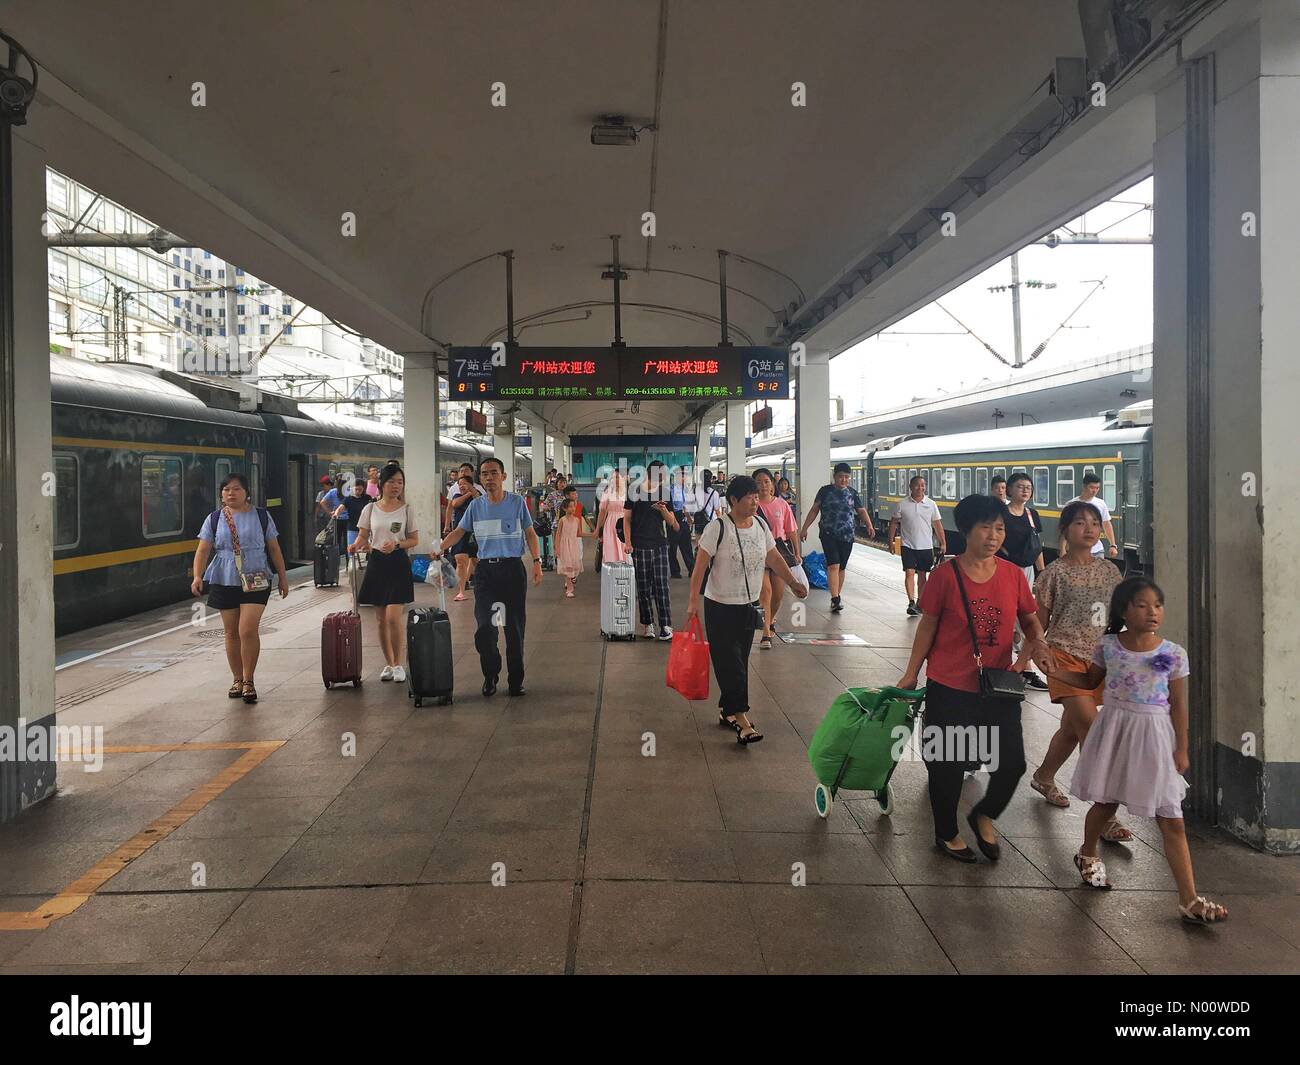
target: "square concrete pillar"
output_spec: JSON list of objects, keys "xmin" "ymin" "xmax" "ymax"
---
[
  {"xmin": 1, "ymin": 129, "xmax": 57, "ymax": 820},
  {"xmin": 725, "ymin": 402, "xmax": 747, "ymax": 482},
  {"xmin": 795, "ymin": 348, "xmax": 831, "ymax": 554},
  {"xmin": 401, "ymin": 352, "xmax": 440, "ymax": 554},
  {"xmin": 1154, "ymin": 6, "xmax": 1300, "ymax": 850},
  {"xmin": 493, "ymin": 406, "xmax": 514, "ymax": 487}
]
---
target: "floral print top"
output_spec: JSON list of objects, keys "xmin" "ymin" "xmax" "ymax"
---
[
  {"xmin": 1034, "ymin": 557, "xmax": 1122, "ymax": 661},
  {"xmin": 1091, "ymin": 635, "xmax": 1189, "ymax": 707}
]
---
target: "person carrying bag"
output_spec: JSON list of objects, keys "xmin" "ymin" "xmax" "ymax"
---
[{"xmin": 666, "ymin": 616, "xmax": 710, "ymax": 701}]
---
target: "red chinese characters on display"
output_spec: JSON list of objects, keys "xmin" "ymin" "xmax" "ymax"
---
[
  {"xmin": 641, "ymin": 359, "xmax": 720, "ymax": 375},
  {"xmin": 519, "ymin": 359, "xmax": 599, "ymax": 375}
]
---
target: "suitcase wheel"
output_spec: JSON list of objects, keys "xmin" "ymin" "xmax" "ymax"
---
[
  {"xmin": 354, "ymin": 677, "xmax": 362, "ymax": 688},
  {"xmin": 876, "ymin": 785, "xmax": 892, "ymax": 815},
  {"xmin": 323, "ymin": 680, "xmax": 332, "ymax": 690},
  {"xmin": 814, "ymin": 783, "xmax": 833, "ymax": 819},
  {"xmin": 413, "ymin": 697, "xmax": 423, "ymax": 708}
]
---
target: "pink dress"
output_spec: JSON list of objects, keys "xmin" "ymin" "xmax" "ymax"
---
[
  {"xmin": 599, "ymin": 491, "xmax": 628, "ymax": 565},
  {"xmin": 556, "ymin": 516, "xmax": 584, "ymax": 577}
]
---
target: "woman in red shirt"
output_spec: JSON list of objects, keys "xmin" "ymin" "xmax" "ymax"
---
[{"xmin": 898, "ymin": 494, "xmax": 1055, "ymax": 862}]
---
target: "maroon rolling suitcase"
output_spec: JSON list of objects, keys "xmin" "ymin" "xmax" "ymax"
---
[{"xmin": 322, "ymin": 556, "xmax": 363, "ymax": 689}]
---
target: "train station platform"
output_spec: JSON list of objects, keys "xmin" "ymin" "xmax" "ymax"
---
[{"xmin": 0, "ymin": 548, "xmax": 1295, "ymax": 975}]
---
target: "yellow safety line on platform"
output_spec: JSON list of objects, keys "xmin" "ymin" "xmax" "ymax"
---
[{"xmin": 0, "ymin": 740, "xmax": 284, "ymax": 932}]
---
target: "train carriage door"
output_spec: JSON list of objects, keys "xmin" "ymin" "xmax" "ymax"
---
[
  {"xmin": 286, "ymin": 457, "xmax": 305, "ymax": 562},
  {"xmin": 1122, "ymin": 460, "xmax": 1141, "ymax": 552}
]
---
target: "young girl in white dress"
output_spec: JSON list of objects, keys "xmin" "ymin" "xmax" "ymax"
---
[{"xmin": 1052, "ymin": 577, "xmax": 1227, "ymax": 924}]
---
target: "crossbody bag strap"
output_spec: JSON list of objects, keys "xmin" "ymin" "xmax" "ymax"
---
[
  {"xmin": 948, "ymin": 559, "xmax": 984, "ymax": 669},
  {"xmin": 222, "ymin": 506, "xmax": 244, "ymax": 578},
  {"xmin": 732, "ymin": 516, "xmax": 754, "ymax": 602}
]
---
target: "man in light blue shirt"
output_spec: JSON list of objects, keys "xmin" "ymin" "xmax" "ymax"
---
[
  {"xmin": 438, "ymin": 457, "xmax": 543, "ymax": 697},
  {"xmin": 667, "ymin": 467, "xmax": 695, "ymax": 578}
]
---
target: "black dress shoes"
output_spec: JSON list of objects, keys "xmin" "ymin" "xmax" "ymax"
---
[
  {"xmin": 934, "ymin": 836, "xmax": 978, "ymax": 863},
  {"xmin": 967, "ymin": 811, "xmax": 1001, "ymax": 861},
  {"xmin": 507, "ymin": 685, "xmax": 526, "ymax": 697},
  {"xmin": 482, "ymin": 675, "xmax": 498, "ymax": 697}
]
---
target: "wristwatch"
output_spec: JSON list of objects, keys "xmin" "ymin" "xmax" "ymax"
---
[{"xmin": 532, "ymin": 557, "xmax": 542, "ymax": 565}]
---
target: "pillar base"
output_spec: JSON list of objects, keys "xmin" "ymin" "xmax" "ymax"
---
[{"xmin": 1215, "ymin": 743, "xmax": 1300, "ymax": 854}]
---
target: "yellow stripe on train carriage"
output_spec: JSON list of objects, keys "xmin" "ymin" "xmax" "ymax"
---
[
  {"xmin": 52, "ymin": 436, "xmax": 245, "ymax": 457},
  {"xmin": 874, "ymin": 455, "xmax": 1123, "ymax": 470},
  {"xmin": 54, "ymin": 540, "xmax": 201, "ymax": 576},
  {"xmin": 875, "ymin": 495, "xmax": 1123, "ymax": 522}
]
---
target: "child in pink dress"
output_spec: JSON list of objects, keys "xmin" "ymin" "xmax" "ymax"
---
[
  {"xmin": 1052, "ymin": 577, "xmax": 1227, "ymax": 925},
  {"xmin": 555, "ymin": 499, "xmax": 594, "ymax": 598}
]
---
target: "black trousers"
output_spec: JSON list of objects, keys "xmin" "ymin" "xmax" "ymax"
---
[
  {"xmin": 922, "ymin": 679, "xmax": 1027, "ymax": 842},
  {"xmin": 703, "ymin": 598, "xmax": 756, "ymax": 716},
  {"xmin": 668, "ymin": 512, "xmax": 694, "ymax": 577},
  {"xmin": 472, "ymin": 558, "xmax": 527, "ymax": 688}
]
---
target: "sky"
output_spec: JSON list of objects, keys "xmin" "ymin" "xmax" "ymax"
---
[{"xmin": 755, "ymin": 175, "xmax": 1154, "ymax": 433}]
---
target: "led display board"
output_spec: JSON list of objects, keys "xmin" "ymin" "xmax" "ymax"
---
[{"xmin": 448, "ymin": 346, "xmax": 788, "ymax": 401}]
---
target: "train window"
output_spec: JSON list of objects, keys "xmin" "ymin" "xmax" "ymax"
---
[
  {"xmin": 1032, "ymin": 466, "xmax": 1050, "ymax": 507},
  {"xmin": 1056, "ymin": 466, "xmax": 1075, "ymax": 507},
  {"xmin": 959, "ymin": 468, "xmax": 972, "ymax": 498},
  {"xmin": 931, "ymin": 468, "xmax": 942, "ymax": 493},
  {"xmin": 53, "ymin": 453, "xmax": 79, "ymax": 549},
  {"xmin": 250, "ymin": 457, "xmax": 262, "ymax": 503},
  {"xmin": 975, "ymin": 468, "xmax": 989, "ymax": 495},
  {"xmin": 142, "ymin": 456, "xmax": 184, "ymax": 538},
  {"xmin": 1082, "ymin": 464, "xmax": 1095, "ymax": 479},
  {"xmin": 888, "ymin": 469, "xmax": 897, "ymax": 495},
  {"xmin": 943, "ymin": 468, "xmax": 956, "ymax": 500},
  {"xmin": 1103, "ymin": 465, "xmax": 1118, "ymax": 510},
  {"xmin": 215, "ymin": 458, "xmax": 232, "ymax": 502},
  {"xmin": 992, "ymin": 466, "xmax": 1006, "ymax": 483}
]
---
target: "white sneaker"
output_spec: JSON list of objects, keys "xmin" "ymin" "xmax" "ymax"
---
[
  {"xmin": 644, "ymin": 625, "xmax": 657, "ymax": 639},
  {"xmin": 379, "ymin": 665, "xmax": 394, "ymax": 682},
  {"xmin": 658, "ymin": 627, "xmax": 673, "ymax": 641},
  {"xmin": 392, "ymin": 665, "xmax": 406, "ymax": 683}
]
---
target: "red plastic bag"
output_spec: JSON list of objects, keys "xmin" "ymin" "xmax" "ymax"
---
[{"xmin": 666, "ymin": 616, "xmax": 710, "ymax": 701}]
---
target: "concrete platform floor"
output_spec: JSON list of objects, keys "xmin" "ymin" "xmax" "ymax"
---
[{"xmin": 1, "ymin": 547, "xmax": 1295, "ymax": 974}]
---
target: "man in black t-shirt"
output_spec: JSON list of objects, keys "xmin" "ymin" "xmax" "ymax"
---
[
  {"xmin": 624, "ymin": 461, "xmax": 680, "ymax": 640},
  {"xmin": 341, "ymin": 479, "xmax": 370, "ymax": 550}
]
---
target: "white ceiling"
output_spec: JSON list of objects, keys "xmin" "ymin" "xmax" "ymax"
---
[{"xmin": 7, "ymin": 0, "xmax": 1087, "ymax": 434}]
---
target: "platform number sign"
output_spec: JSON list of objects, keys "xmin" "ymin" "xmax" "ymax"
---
[{"xmin": 450, "ymin": 347, "xmax": 498, "ymax": 399}]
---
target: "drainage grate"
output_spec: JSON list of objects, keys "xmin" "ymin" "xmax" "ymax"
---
[{"xmin": 195, "ymin": 626, "xmax": 279, "ymax": 640}]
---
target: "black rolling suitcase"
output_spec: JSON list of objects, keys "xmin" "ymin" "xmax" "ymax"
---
[
  {"xmin": 315, "ymin": 542, "xmax": 340, "ymax": 587},
  {"xmin": 408, "ymin": 585, "xmax": 453, "ymax": 707}
]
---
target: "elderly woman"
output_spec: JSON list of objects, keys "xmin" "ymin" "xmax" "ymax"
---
[
  {"xmin": 897, "ymin": 494, "xmax": 1055, "ymax": 862},
  {"xmin": 192, "ymin": 473, "xmax": 290, "ymax": 704},
  {"xmin": 688, "ymin": 475, "xmax": 808, "ymax": 744}
]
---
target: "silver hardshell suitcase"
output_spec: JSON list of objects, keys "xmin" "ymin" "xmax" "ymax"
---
[{"xmin": 600, "ymin": 561, "xmax": 636, "ymax": 640}]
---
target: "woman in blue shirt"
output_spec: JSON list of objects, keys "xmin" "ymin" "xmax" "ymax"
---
[{"xmin": 191, "ymin": 473, "xmax": 290, "ymax": 704}]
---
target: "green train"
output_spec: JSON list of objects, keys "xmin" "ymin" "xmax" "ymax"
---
[{"xmin": 747, "ymin": 404, "xmax": 1154, "ymax": 572}]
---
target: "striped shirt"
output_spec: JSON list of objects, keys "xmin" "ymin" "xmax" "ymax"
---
[{"xmin": 457, "ymin": 492, "xmax": 533, "ymax": 559}]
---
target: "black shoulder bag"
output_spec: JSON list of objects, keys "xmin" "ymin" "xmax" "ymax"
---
[{"xmin": 949, "ymin": 560, "xmax": 1024, "ymax": 703}]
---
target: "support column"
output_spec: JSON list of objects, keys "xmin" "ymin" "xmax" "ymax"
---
[
  {"xmin": 402, "ymin": 352, "xmax": 440, "ymax": 554},
  {"xmin": 1154, "ymin": 7, "xmax": 1300, "ymax": 851},
  {"xmin": 725, "ymin": 402, "xmax": 747, "ymax": 481},
  {"xmin": 493, "ymin": 406, "xmax": 515, "ymax": 487},
  {"xmin": 795, "ymin": 348, "xmax": 831, "ymax": 554},
  {"xmin": 2, "ymin": 129, "xmax": 56, "ymax": 821},
  {"xmin": 543, "ymin": 430, "xmax": 554, "ymax": 477},
  {"xmin": 695, "ymin": 422, "xmax": 711, "ymax": 485}
]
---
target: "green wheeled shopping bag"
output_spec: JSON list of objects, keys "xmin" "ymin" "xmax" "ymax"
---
[{"xmin": 807, "ymin": 686, "xmax": 925, "ymax": 818}]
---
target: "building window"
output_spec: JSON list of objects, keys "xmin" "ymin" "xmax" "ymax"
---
[
  {"xmin": 204, "ymin": 269, "xmax": 211, "ymax": 279},
  {"xmin": 259, "ymin": 304, "xmax": 269, "ymax": 314},
  {"xmin": 172, "ymin": 296, "xmax": 180, "ymax": 308},
  {"xmin": 172, "ymin": 254, "xmax": 180, "ymax": 266},
  {"xmin": 47, "ymin": 171, "xmax": 70, "ymax": 212},
  {"xmin": 218, "ymin": 327, "xmax": 226, "ymax": 337},
  {"xmin": 237, "ymin": 304, "xmax": 245, "ymax": 315},
  {"xmin": 1103, "ymin": 465, "xmax": 1118, "ymax": 510},
  {"xmin": 975, "ymin": 468, "xmax": 989, "ymax": 495},
  {"xmin": 282, "ymin": 303, "xmax": 292, "ymax": 314},
  {"xmin": 1033, "ymin": 466, "xmax": 1050, "ymax": 507},
  {"xmin": 184, "ymin": 299, "xmax": 192, "ymax": 311},
  {"xmin": 53, "ymin": 453, "xmax": 79, "ymax": 549},
  {"xmin": 235, "ymin": 267, "xmax": 244, "ymax": 276},
  {"xmin": 218, "ymin": 269, "xmax": 226, "ymax": 279},
  {"xmin": 259, "ymin": 324, "xmax": 269, "ymax": 335},
  {"xmin": 203, "ymin": 251, "xmax": 211, "ymax": 260},
  {"xmin": 142, "ymin": 456, "xmax": 184, "ymax": 537},
  {"xmin": 205, "ymin": 327, "xmax": 213, "ymax": 337},
  {"xmin": 238, "ymin": 324, "xmax": 246, "ymax": 335},
  {"xmin": 1056, "ymin": 466, "xmax": 1075, "ymax": 507},
  {"xmin": 218, "ymin": 308, "xmax": 225, "ymax": 318},
  {"xmin": 48, "ymin": 299, "xmax": 70, "ymax": 335},
  {"xmin": 183, "ymin": 259, "xmax": 191, "ymax": 272},
  {"xmin": 283, "ymin": 325, "xmax": 292, "ymax": 335},
  {"xmin": 204, "ymin": 308, "xmax": 212, "ymax": 318},
  {"xmin": 173, "ymin": 316, "xmax": 181, "ymax": 327}
]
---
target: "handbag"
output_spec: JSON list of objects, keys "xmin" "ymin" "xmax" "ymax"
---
[
  {"xmin": 1019, "ymin": 508, "xmax": 1043, "ymax": 568},
  {"xmin": 732, "ymin": 517, "xmax": 766, "ymax": 632},
  {"xmin": 224, "ymin": 507, "xmax": 271, "ymax": 593},
  {"xmin": 315, "ymin": 516, "xmax": 337, "ymax": 547},
  {"xmin": 949, "ymin": 559, "xmax": 1024, "ymax": 703}
]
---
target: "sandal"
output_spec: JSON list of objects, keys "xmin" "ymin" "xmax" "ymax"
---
[
  {"xmin": 565, "ymin": 589, "xmax": 575, "ymax": 598},
  {"xmin": 1179, "ymin": 896, "xmax": 1228, "ymax": 924},
  {"xmin": 735, "ymin": 716, "xmax": 763, "ymax": 745},
  {"xmin": 759, "ymin": 636, "xmax": 773, "ymax": 650},
  {"xmin": 718, "ymin": 712, "xmax": 740, "ymax": 733},
  {"xmin": 453, "ymin": 591, "xmax": 467, "ymax": 602},
  {"xmin": 228, "ymin": 680, "xmax": 244, "ymax": 699},
  {"xmin": 1101, "ymin": 817, "xmax": 1134, "ymax": 843},
  {"xmin": 241, "ymin": 681, "xmax": 258, "ymax": 704},
  {"xmin": 1074, "ymin": 850, "xmax": 1113, "ymax": 889},
  {"xmin": 1030, "ymin": 775, "xmax": 1070, "ymax": 808}
]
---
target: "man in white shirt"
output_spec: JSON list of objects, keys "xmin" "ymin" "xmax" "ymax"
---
[
  {"xmin": 886, "ymin": 475, "xmax": 946, "ymax": 616},
  {"xmin": 1071, "ymin": 473, "xmax": 1120, "ymax": 562}
]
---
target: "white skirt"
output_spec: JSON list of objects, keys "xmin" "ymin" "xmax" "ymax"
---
[{"xmin": 1069, "ymin": 698, "xmax": 1188, "ymax": 819}]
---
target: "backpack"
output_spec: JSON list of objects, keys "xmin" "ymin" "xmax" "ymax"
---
[{"xmin": 206, "ymin": 507, "xmax": 270, "ymax": 547}]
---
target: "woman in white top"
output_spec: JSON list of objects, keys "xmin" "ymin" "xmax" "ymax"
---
[
  {"xmin": 350, "ymin": 462, "xmax": 419, "ymax": 682},
  {"xmin": 687, "ymin": 475, "xmax": 808, "ymax": 743}
]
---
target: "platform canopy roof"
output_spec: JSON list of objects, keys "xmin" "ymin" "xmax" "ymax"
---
[{"xmin": 8, "ymin": 0, "xmax": 1097, "ymax": 435}]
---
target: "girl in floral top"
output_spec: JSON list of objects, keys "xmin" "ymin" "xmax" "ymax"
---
[{"xmin": 1053, "ymin": 577, "xmax": 1227, "ymax": 924}]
